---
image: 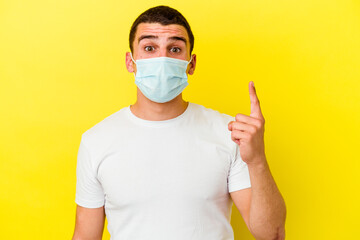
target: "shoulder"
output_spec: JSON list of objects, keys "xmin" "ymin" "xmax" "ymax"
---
[
  {"xmin": 81, "ymin": 106, "xmax": 129, "ymax": 149},
  {"xmin": 190, "ymin": 102, "xmax": 235, "ymax": 125},
  {"xmin": 189, "ymin": 102, "xmax": 236, "ymax": 143},
  {"xmin": 190, "ymin": 102, "xmax": 238, "ymax": 159}
]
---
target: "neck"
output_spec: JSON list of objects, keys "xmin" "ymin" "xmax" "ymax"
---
[{"xmin": 130, "ymin": 89, "xmax": 189, "ymax": 121}]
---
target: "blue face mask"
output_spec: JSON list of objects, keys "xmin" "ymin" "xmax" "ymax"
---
[{"xmin": 130, "ymin": 53, "xmax": 193, "ymax": 103}]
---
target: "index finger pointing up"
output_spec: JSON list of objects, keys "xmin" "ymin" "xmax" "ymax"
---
[{"xmin": 249, "ymin": 81, "xmax": 264, "ymax": 119}]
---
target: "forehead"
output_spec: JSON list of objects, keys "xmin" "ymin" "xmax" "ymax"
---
[{"xmin": 134, "ymin": 23, "xmax": 189, "ymax": 42}]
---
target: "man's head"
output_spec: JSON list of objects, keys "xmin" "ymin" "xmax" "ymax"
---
[
  {"xmin": 126, "ymin": 6, "xmax": 196, "ymax": 76},
  {"xmin": 129, "ymin": 5, "xmax": 194, "ymax": 56}
]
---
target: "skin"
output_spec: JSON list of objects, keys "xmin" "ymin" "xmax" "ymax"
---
[
  {"xmin": 73, "ymin": 22, "xmax": 286, "ymax": 240},
  {"xmin": 228, "ymin": 81, "xmax": 287, "ymax": 239},
  {"xmin": 72, "ymin": 206, "xmax": 105, "ymax": 240}
]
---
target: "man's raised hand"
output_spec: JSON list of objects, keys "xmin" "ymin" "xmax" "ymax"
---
[{"xmin": 228, "ymin": 81, "xmax": 266, "ymax": 165}]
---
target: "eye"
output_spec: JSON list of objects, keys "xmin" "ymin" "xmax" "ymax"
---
[
  {"xmin": 144, "ymin": 46, "xmax": 155, "ymax": 51},
  {"xmin": 170, "ymin": 47, "xmax": 181, "ymax": 53}
]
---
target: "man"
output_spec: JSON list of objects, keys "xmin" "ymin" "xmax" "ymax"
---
[{"xmin": 72, "ymin": 5, "xmax": 286, "ymax": 240}]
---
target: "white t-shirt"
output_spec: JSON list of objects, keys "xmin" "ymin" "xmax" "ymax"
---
[{"xmin": 75, "ymin": 102, "xmax": 251, "ymax": 240}]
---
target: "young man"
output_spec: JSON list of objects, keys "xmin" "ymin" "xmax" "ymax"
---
[{"xmin": 72, "ymin": 5, "xmax": 286, "ymax": 240}]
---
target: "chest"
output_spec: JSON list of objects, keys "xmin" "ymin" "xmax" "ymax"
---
[{"xmin": 97, "ymin": 129, "xmax": 232, "ymax": 210}]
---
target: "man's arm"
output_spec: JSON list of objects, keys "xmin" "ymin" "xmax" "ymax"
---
[
  {"xmin": 72, "ymin": 205, "xmax": 105, "ymax": 240},
  {"xmin": 228, "ymin": 81, "xmax": 286, "ymax": 239},
  {"xmin": 230, "ymin": 159, "xmax": 286, "ymax": 240}
]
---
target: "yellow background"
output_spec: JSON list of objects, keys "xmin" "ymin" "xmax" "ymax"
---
[{"xmin": 1, "ymin": 0, "xmax": 359, "ymax": 239}]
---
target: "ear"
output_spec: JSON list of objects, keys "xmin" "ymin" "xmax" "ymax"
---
[
  {"xmin": 125, "ymin": 52, "xmax": 136, "ymax": 73},
  {"xmin": 187, "ymin": 54, "xmax": 196, "ymax": 75}
]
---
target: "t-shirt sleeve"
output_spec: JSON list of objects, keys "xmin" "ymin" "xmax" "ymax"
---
[
  {"xmin": 228, "ymin": 144, "xmax": 252, "ymax": 193},
  {"xmin": 75, "ymin": 137, "xmax": 105, "ymax": 208}
]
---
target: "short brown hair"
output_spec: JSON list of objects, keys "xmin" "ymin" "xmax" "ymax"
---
[{"xmin": 129, "ymin": 5, "xmax": 195, "ymax": 54}]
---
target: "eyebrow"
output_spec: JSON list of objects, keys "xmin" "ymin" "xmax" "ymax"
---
[{"xmin": 138, "ymin": 35, "xmax": 187, "ymax": 45}]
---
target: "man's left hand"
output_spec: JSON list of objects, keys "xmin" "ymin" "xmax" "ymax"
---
[{"xmin": 228, "ymin": 81, "xmax": 266, "ymax": 165}]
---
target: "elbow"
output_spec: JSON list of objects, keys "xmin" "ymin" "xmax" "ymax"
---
[
  {"xmin": 272, "ymin": 226, "xmax": 286, "ymax": 240},
  {"xmin": 250, "ymin": 221, "xmax": 286, "ymax": 240},
  {"xmin": 250, "ymin": 202, "xmax": 287, "ymax": 240},
  {"xmin": 251, "ymin": 227, "xmax": 285, "ymax": 240},
  {"xmin": 253, "ymin": 201, "xmax": 287, "ymax": 239},
  {"xmin": 251, "ymin": 231, "xmax": 283, "ymax": 240},
  {"xmin": 71, "ymin": 234, "xmax": 82, "ymax": 240}
]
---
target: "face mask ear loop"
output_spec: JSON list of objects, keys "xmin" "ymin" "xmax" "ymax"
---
[
  {"xmin": 130, "ymin": 52, "xmax": 136, "ymax": 77},
  {"xmin": 188, "ymin": 55, "xmax": 193, "ymax": 64},
  {"xmin": 130, "ymin": 52, "xmax": 136, "ymax": 64}
]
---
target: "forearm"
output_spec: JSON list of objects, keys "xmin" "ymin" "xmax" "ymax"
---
[{"xmin": 247, "ymin": 156, "xmax": 286, "ymax": 240}]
